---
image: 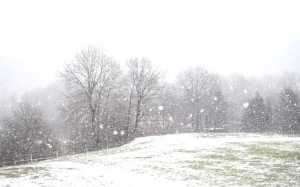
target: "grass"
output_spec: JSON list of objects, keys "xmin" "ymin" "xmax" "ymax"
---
[
  {"xmin": 0, "ymin": 166, "xmax": 49, "ymax": 179},
  {"xmin": 0, "ymin": 133, "xmax": 299, "ymax": 186}
]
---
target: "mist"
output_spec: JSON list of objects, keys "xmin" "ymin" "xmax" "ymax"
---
[
  {"xmin": 1, "ymin": 0, "xmax": 300, "ymax": 96},
  {"xmin": 1, "ymin": 2, "xmax": 300, "ymax": 186}
]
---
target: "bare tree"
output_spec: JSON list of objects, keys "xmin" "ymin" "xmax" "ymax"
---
[
  {"xmin": 0, "ymin": 94, "xmax": 53, "ymax": 165},
  {"xmin": 281, "ymin": 72, "xmax": 300, "ymax": 91},
  {"xmin": 177, "ymin": 67, "xmax": 221, "ymax": 132},
  {"xmin": 60, "ymin": 46, "xmax": 121, "ymax": 149},
  {"xmin": 124, "ymin": 58, "xmax": 164, "ymax": 138}
]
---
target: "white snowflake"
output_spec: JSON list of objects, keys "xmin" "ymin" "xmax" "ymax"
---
[{"xmin": 243, "ymin": 103, "xmax": 249, "ymax": 108}]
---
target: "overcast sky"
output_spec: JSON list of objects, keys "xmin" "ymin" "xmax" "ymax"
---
[{"xmin": 1, "ymin": 0, "xmax": 300, "ymax": 96}]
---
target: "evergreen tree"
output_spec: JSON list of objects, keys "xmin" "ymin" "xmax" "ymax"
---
[
  {"xmin": 208, "ymin": 89, "xmax": 228, "ymax": 130},
  {"xmin": 242, "ymin": 92, "xmax": 267, "ymax": 132},
  {"xmin": 278, "ymin": 87, "xmax": 300, "ymax": 132}
]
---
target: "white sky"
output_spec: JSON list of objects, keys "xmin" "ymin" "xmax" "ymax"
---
[{"xmin": 1, "ymin": 0, "xmax": 300, "ymax": 95}]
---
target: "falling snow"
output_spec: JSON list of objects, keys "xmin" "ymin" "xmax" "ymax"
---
[
  {"xmin": 1, "ymin": 133, "xmax": 298, "ymax": 187},
  {"xmin": 243, "ymin": 103, "xmax": 249, "ymax": 108}
]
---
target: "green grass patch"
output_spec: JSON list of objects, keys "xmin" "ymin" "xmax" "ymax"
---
[
  {"xmin": 176, "ymin": 149, "xmax": 199, "ymax": 153},
  {"xmin": 134, "ymin": 156, "xmax": 153, "ymax": 159},
  {"xmin": 186, "ymin": 160, "xmax": 206, "ymax": 170},
  {"xmin": 208, "ymin": 153, "xmax": 240, "ymax": 161},
  {"xmin": 0, "ymin": 172, "xmax": 21, "ymax": 178},
  {"xmin": 244, "ymin": 143, "xmax": 300, "ymax": 160},
  {"xmin": 0, "ymin": 166, "xmax": 48, "ymax": 179}
]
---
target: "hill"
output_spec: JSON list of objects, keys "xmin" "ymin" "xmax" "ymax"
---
[{"xmin": 1, "ymin": 133, "xmax": 300, "ymax": 187}]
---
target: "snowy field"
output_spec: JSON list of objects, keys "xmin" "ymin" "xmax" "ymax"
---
[{"xmin": 1, "ymin": 133, "xmax": 300, "ymax": 187}]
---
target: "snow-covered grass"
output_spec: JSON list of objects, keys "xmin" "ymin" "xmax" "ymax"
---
[{"xmin": 1, "ymin": 133, "xmax": 300, "ymax": 187}]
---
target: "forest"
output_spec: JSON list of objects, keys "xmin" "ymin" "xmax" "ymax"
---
[{"xmin": 1, "ymin": 46, "xmax": 300, "ymax": 166}]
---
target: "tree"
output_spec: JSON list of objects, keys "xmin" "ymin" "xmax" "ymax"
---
[
  {"xmin": 124, "ymin": 58, "xmax": 164, "ymax": 137},
  {"xmin": 265, "ymin": 98, "xmax": 273, "ymax": 132},
  {"xmin": 177, "ymin": 67, "xmax": 222, "ymax": 132},
  {"xmin": 60, "ymin": 46, "xmax": 121, "ymax": 150},
  {"xmin": 208, "ymin": 89, "xmax": 228, "ymax": 130},
  {"xmin": 281, "ymin": 72, "xmax": 300, "ymax": 92},
  {"xmin": 242, "ymin": 92, "xmax": 267, "ymax": 132},
  {"xmin": 222, "ymin": 73, "xmax": 252, "ymax": 132},
  {"xmin": 0, "ymin": 94, "xmax": 52, "ymax": 165},
  {"xmin": 277, "ymin": 87, "xmax": 300, "ymax": 133}
]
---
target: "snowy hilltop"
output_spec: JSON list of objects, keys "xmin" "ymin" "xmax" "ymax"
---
[{"xmin": 1, "ymin": 133, "xmax": 299, "ymax": 187}]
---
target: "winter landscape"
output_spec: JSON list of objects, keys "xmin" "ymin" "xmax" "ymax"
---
[
  {"xmin": 1, "ymin": 133, "xmax": 299, "ymax": 187},
  {"xmin": 1, "ymin": 0, "xmax": 300, "ymax": 186}
]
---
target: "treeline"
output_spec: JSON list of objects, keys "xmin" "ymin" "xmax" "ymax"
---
[{"xmin": 1, "ymin": 46, "xmax": 300, "ymax": 166}]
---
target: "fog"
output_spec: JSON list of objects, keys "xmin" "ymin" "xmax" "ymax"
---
[
  {"xmin": 2, "ymin": 2, "xmax": 300, "ymax": 181},
  {"xmin": 1, "ymin": 0, "xmax": 300, "ymax": 95}
]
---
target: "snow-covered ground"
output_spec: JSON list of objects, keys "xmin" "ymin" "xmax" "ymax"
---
[{"xmin": 1, "ymin": 133, "xmax": 300, "ymax": 187}]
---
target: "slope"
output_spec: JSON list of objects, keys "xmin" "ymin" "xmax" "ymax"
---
[{"xmin": 1, "ymin": 133, "xmax": 300, "ymax": 187}]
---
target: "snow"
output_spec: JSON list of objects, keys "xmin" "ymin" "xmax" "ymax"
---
[
  {"xmin": 1, "ymin": 133, "xmax": 300, "ymax": 187},
  {"xmin": 158, "ymin": 106, "xmax": 164, "ymax": 110},
  {"xmin": 243, "ymin": 103, "xmax": 249, "ymax": 108}
]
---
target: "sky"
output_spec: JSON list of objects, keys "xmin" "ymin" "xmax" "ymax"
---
[{"xmin": 1, "ymin": 0, "xmax": 300, "ymax": 96}]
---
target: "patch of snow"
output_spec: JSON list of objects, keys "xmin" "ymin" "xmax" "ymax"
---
[{"xmin": 1, "ymin": 133, "xmax": 300, "ymax": 187}]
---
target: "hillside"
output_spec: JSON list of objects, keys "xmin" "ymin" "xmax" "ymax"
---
[{"xmin": 1, "ymin": 133, "xmax": 300, "ymax": 187}]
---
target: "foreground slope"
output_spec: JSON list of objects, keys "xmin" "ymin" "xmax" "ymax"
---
[{"xmin": 1, "ymin": 133, "xmax": 300, "ymax": 187}]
